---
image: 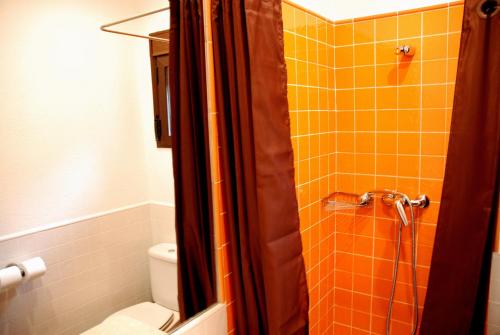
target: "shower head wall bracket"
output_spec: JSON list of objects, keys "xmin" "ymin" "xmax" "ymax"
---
[{"xmin": 394, "ymin": 45, "xmax": 415, "ymax": 56}]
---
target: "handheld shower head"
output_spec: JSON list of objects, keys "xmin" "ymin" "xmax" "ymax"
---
[{"xmin": 395, "ymin": 199, "xmax": 409, "ymax": 226}]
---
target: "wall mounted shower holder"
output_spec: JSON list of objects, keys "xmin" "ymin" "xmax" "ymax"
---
[
  {"xmin": 394, "ymin": 45, "xmax": 415, "ymax": 56},
  {"xmin": 322, "ymin": 190, "xmax": 429, "ymax": 211}
]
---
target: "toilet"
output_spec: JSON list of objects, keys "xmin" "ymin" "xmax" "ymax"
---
[{"xmin": 83, "ymin": 243, "xmax": 180, "ymax": 334}]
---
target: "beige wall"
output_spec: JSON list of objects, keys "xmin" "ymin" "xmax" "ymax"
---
[
  {"xmin": 0, "ymin": 0, "xmax": 174, "ymax": 239},
  {"xmin": 0, "ymin": 203, "xmax": 176, "ymax": 335}
]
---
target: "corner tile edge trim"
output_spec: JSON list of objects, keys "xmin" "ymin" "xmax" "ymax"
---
[{"xmin": 0, "ymin": 201, "xmax": 175, "ymax": 243}]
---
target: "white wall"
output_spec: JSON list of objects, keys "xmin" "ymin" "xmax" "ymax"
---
[
  {"xmin": 0, "ymin": 0, "xmax": 174, "ymax": 237},
  {"xmin": 287, "ymin": 0, "xmax": 453, "ymax": 21}
]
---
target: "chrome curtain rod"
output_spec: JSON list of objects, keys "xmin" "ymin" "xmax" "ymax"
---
[{"xmin": 100, "ymin": 7, "xmax": 170, "ymax": 43}]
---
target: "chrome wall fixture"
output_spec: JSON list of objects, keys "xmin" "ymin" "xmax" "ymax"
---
[
  {"xmin": 322, "ymin": 189, "xmax": 429, "ymax": 211},
  {"xmin": 394, "ymin": 45, "xmax": 415, "ymax": 56}
]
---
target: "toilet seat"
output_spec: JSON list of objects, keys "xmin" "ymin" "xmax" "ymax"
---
[{"xmin": 108, "ymin": 302, "xmax": 177, "ymax": 331}]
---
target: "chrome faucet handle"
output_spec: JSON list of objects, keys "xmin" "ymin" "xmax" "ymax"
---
[{"xmin": 395, "ymin": 199, "xmax": 409, "ymax": 226}]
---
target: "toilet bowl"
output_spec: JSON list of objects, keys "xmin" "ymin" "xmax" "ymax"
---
[{"xmin": 82, "ymin": 243, "xmax": 179, "ymax": 334}]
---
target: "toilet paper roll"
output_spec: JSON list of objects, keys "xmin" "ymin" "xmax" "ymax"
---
[
  {"xmin": 0, "ymin": 266, "xmax": 23, "ymax": 290},
  {"xmin": 20, "ymin": 257, "xmax": 46, "ymax": 281}
]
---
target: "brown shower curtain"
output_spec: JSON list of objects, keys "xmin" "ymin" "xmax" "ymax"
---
[
  {"xmin": 421, "ymin": 0, "xmax": 500, "ymax": 333},
  {"xmin": 211, "ymin": 0, "xmax": 309, "ymax": 334},
  {"xmin": 169, "ymin": 0, "xmax": 216, "ymax": 321}
]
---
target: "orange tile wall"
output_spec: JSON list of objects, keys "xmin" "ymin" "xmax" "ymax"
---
[
  {"xmin": 283, "ymin": 1, "xmax": 464, "ymax": 334},
  {"xmin": 283, "ymin": 2, "xmax": 337, "ymax": 334}
]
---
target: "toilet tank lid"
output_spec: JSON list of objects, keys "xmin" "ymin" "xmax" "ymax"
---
[{"xmin": 148, "ymin": 243, "xmax": 177, "ymax": 263}]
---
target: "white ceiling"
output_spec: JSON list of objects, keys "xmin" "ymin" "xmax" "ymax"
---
[{"xmin": 287, "ymin": 0, "xmax": 454, "ymax": 21}]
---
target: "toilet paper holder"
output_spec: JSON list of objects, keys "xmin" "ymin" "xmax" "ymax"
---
[
  {"xmin": 0, "ymin": 257, "xmax": 47, "ymax": 290},
  {"xmin": 5, "ymin": 263, "xmax": 27, "ymax": 277}
]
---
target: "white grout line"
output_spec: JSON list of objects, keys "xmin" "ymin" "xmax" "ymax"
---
[
  {"xmin": 370, "ymin": 18, "xmax": 377, "ymax": 334},
  {"xmin": 351, "ymin": 21, "xmax": 356, "ymax": 333}
]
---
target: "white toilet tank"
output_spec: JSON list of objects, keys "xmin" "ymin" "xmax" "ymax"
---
[{"xmin": 148, "ymin": 243, "xmax": 178, "ymax": 311}]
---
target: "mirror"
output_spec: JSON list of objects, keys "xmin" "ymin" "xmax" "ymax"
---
[{"xmin": 0, "ymin": 0, "xmax": 218, "ymax": 334}]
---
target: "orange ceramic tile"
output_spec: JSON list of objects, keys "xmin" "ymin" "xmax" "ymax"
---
[
  {"xmin": 420, "ymin": 179, "xmax": 443, "ymax": 199},
  {"xmin": 423, "ymin": 8, "xmax": 448, "ymax": 35},
  {"xmin": 335, "ymin": 23, "xmax": 354, "ymax": 46},
  {"xmin": 336, "ymin": 68, "xmax": 354, "ymax": 89},
  {"xmin": 354, "ymin": 66, "xmax": 375, "ymax": 87},
  {"xmin": 286, "ymin": 59, "xmax": 297, "ymax": 85},
  {"xmin": 397, "ymin": 155, "xmax": 420, "ymax": 177},
  {"xmin": 376, "ymin": 132, "xmax": 398, "ymax": 154},
  {"xmin": 449, "ymin": 5, "xmax": 464, "ymax": 32},
  {"xmin": 307, "ymin": 39, "xmax": 319, "ymax": 64},
  {"xmin": 398, "ymin": 133, "xmax": 421, "ymax": 155},
  {"xmin": 295, "ymin": 8, "xmax": 307, "ymax": 36},
  {"xmin": 354, "ymin": 235, "xmax": 374, "ymax": 256},
  {"xmin": 355, "ymin": 133, "xmax": 376, "ymax": 153},
  {"xmin": 355, "ymin": 154, "xmax": 376, "ymax": 175},
  {"xmin": 373, "ymin": 259, "xmax": 394, "ymax": 280},
  {"xmin": 307, "ymin": 87, "xmax": 319, "ymax": 111},
  {"xmin": 375, "ymin": 16, "xmax": 397, "ymax": 41},
  {"xmin": 355, "ymin": 175, "xmax": 376, "ymax": 194},
  {"xmin": 356, "ymin": 110, "xmax": 375, "ymax": 131},
  {"xmin": 318, "ymin": 44, "xmax": 328, "ymax": 67},
  {"xmin": 422, "ymin": 35, "xmax": 448, "ymax": 60},
  {"xmin": 421, "ymin": 133, "xmax": 447, "ymax": 156},
  {"xmin": 422, "ymin": 60, "xmax": 447, "ymax": 84},
  {"xmin": 398, "ymin": 61, "xmax": 421, "ymax": 85},
  {"xmin": 337, "ymin": 111, "xmax": 355, "ymax": 131},
  {"xmin": 352, "ymin": 310, "xmax": 371, "ymax": 330},
  {"xmin": 375, "ymin": 87, "xmax": 398, "ymax": 109},
  {"xmin": 354, "ymin": 44, "xmax": 375, "ymax": 66},
  {"xmin": 296, "ymin": 61, "xmax": 307, "ymax": 85},
  {"xmin": 337, "ymin": 173, "xmax": 356, "ymax": 193},
  {"xmin": 338, "ymin": 132, "xmax": 355, "ymax": 152},
  {"xmin": 295, "ymin": 35, "xmax": 307, "ymax": 61},
  {"xmin": 376, "ymin": 154, "xmax": 397, "ymax": 176},
  {"xmin": 376, "ymin": 110, "xmax": 397, "ymax": 131},
  {"xmin": 448, "ymin": 32, "xmax": 461, "ymax": 58},
  {"xmin": 398, "ymin": 13, "xmax": 422, "ymax": 38},
  {"xmin": 398, "ymin": 86, "xmax": 421, "ymax": 109},
  {"xmin": 308, "ymin": 64, "xmax": 319, "ymax": 87},
  {"xmin": 420, "ymin": 156, "xmax": 445, "ymax": 179},
  {"xmin": 376, "ymin": 64, "xmax": 398, "ymax": 86},
  {"xmin": 284, "ymin": 32, "xmax": 296, "ymax": 58},
  {"xmin": 374, "ymin": 237, "xmax": 394, "ymax": 260},
  {"xmin": 376, "ymin": 41, "xmax": 399, "ymax": 64},
  {"xmin": 447, "ymin": 58, "xmax": 459, "ymax": 82},
  {"xmin": 422, "ymin": 85, "xmax": 447, "ymax": 108},
  {"xmin": 421, "ymin": 108, "xmax": 446, "ymax": 131},
  {"xmin": 353, "ymin": 274, "xmax": 372, "ymax": 294},
  {"xmin": 317, "ymin": 19, "xmax": 328, "ymax": 42},
  {"xmin": 398, "ymin": 109, "xmax": 420, "ymax": 131},
  {"xmin": 355, "ymin": 88, "xmax": 375, "ymax": 109},
  {"xmin": 337, "ymin": 89, "xmax": 355, "ymax": 110},
  {"xmin": 336, "ymin": 45, "xmax": 354, "ymax": 67},
  {"xmin": 282, "ymin": 3, "xmax": 295, "ymax": 32},
  {"xmin": 307, "ymin": 13, "xmax": 318, "ymax": 39},
  {"xmin": 354, "ymin": 20, "xmax": 374, "ymax": 43},
  {"xmin": 396, "ymin": 177, "xmax": 419, "ymax": 196}
]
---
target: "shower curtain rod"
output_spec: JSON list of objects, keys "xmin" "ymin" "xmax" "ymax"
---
[{"xmin": 100, "ymin": 7, "xmax": 170, "ymax": 43}]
